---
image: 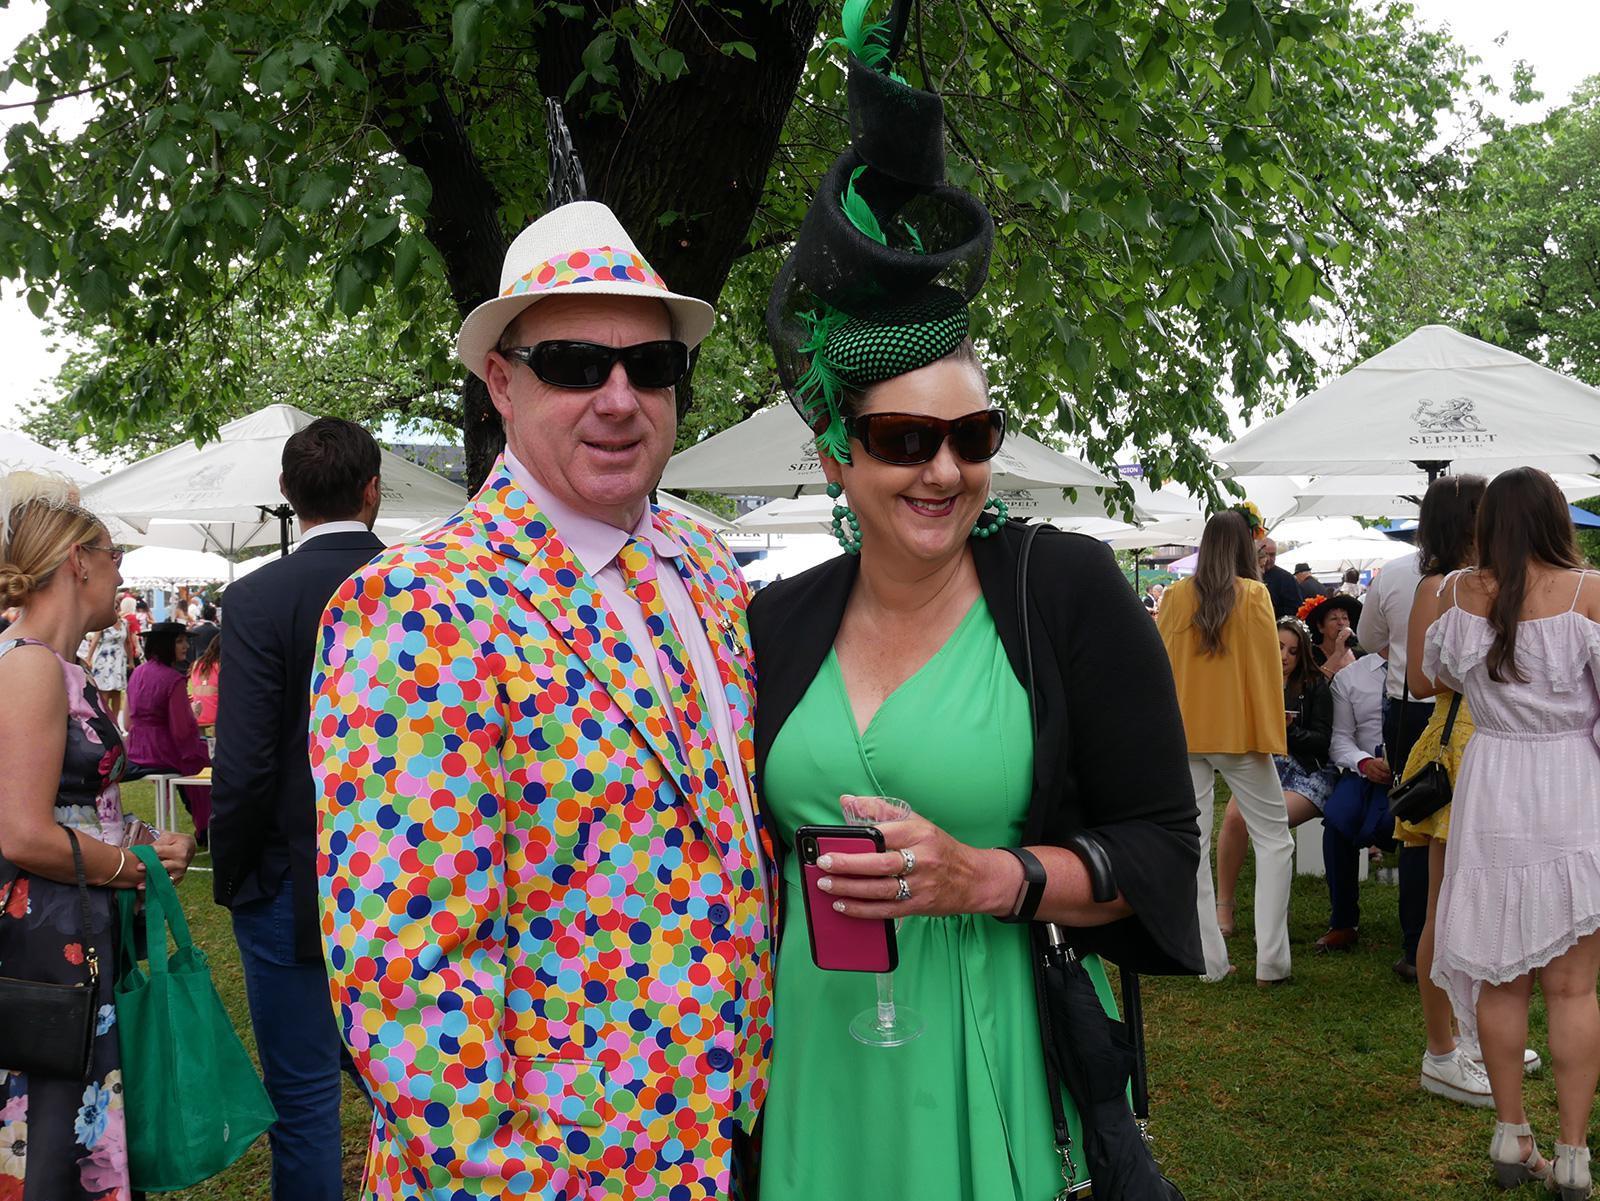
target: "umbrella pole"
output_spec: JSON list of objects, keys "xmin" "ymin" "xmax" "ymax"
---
[
  {"xmin": 1413, "ymin": 459, "xmax": 1450, "ymax": 483},
  {"xmin": 261, "ymin": 503, "xmax": 296, "ymax": 556}
]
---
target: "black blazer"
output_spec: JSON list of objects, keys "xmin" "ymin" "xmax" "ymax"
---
[
  {"xmin": 211, "ymin": 528, "xmax": 385, "ymax": 961},
  {"xmin": 1263, "ymin": 564, "xmax": 1303, "ymax": 620},
  {"xmin": 1285, "ymin": 676, "xmax": 1334, "ymax": 772},
  {"xmin": 750, "ymin": 521, "xmax": 1204, "ymax": 976}
]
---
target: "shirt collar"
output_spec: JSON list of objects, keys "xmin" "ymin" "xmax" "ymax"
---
[
  {"xmin": 504, "ymin": 447, "xmax": 683, "ymax": 577},
  {"xmin": 297, "ymin": 520, "xmax": 371, "ymax": 548}
]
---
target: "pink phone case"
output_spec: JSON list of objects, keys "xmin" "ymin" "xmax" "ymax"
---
[{"xmin": 798, "ymin": 828, "xmax": 897, "ymax": 973}]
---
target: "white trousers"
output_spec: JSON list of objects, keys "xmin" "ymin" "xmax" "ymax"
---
[{"xmin": 1190, "ymin": 752, "xmax": 1294, "ymax": 982}]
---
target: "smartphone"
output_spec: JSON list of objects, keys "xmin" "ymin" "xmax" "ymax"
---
[{"xmin": 795, "ymin": 824, "xmax": 897, "ymax": 973}]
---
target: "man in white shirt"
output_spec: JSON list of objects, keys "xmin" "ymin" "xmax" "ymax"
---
[
  {"xmin": 1315, "ymin": 654, "xmax": 1390, "ymax": 953},
  {"xmin": 1358, "ymin": 549, "xmax": 1431, "ymax": 981}
]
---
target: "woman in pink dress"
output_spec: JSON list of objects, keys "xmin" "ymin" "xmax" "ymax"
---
[{"xmin": 1424, "ymin": 468, "xmax": 1600, "ymax": 1198}]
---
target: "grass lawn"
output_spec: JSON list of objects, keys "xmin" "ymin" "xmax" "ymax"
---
[{"xmin": 125, "ymin": 778, "xmax": 1556, "ymax": 1200}]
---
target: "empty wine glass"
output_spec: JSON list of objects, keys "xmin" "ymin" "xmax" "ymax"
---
[{"xmin": 841, "ymin": 794, "xmax": 924, "ymax": 1047}]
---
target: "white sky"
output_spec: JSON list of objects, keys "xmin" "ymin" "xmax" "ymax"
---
[{"xmin": 0, "ymin": 0, "xmax": 1595, "ymax": 439}]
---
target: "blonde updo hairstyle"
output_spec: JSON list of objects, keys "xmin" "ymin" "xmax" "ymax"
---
[{"xmin": 0, "ymin": 471, "xmax": 106, "ymax": 609}]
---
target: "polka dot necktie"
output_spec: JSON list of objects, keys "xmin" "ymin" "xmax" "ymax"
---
[{"xmin": 616, "ymin": 535, "xmax": 727, "ymax": 807}]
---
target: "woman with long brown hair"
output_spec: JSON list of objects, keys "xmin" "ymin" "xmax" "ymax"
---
[
  {"xmin": 1423, "ymin": 467, "xmax": 1600, "ymax": 1195},
  {"xmin": 1397, "ymin": 475, "xmax": 1498, "ymax": 1110},
  {"xmin": 1158, "ymin": 509, "xmax": 1292, "ymax": 985}
]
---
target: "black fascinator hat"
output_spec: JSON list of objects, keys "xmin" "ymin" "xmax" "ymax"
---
[{"xmin": 767, "ymin": 0, "xmax": 995, "ymax": 462}]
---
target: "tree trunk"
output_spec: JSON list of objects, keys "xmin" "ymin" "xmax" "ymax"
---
[{"xmin": 376, "ymin": 0, "xmax": 821, "ymax": 492}]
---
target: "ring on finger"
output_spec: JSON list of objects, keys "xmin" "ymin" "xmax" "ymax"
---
[
  {"xmin": 897, "ymin": 848, "xmax": 917, "ymax": 877},
  {"xmin": 895, "ymin": 877, "xmax": 912, "ymax": 903}
]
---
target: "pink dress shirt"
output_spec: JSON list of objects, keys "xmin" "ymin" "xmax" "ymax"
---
[{"xmin": 506, "ymin": 450, "xmax": 763, "ymax": 879}]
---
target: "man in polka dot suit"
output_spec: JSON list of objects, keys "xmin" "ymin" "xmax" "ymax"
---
[{"xmin": 311, "ymin": 203, "xmax": 772, "ymax": 1200}]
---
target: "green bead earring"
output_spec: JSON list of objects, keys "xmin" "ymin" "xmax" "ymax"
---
[
  {"xmin": 971, "ymin": 495, "xmax": 1008, "ymax": 539},
  {"xmin": 827, "ymin": 481, "xmax": 863, "ymax": 555}
]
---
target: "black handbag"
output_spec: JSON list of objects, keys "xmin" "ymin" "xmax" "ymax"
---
[
  {"xmin": 1387, "ymin": 683, "xmax": 1462, "ymax": 824},
  {"xmin": 1017, "ymin": 522, "xmax": 1185, "ymax": 1201},
  {"xmin": 0, "ymin": 827, "xmax": 100, "ymax": 1080}
]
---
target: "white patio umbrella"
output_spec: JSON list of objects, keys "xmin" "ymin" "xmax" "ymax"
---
[
  {"xmin": 83, "ymin": 404, "xmax": 467, "ymax": 556},
  {"xmin": 735, "ymin": 481, "xmax": 1153, "ymax": 534},
  {"xmin": 0, "ymin": 429, "xmax": 102, "ymax": 483},
  {"xmin": 662, "ymin": 404, "xmax": 1117, "ymax": 497},
  {"xmin": 1286, "ymin": 470, "xmax": 1600, "ymax": 520},
  {"xmin": 1218, "ymin": 325, "xmax": 1600, "ymax": 477},
  {"xmin": 119, "ymin": 546, "xmax": 236, "ymax": 587},
  {"xmin": 1282, "ymin": 533, "xmax": 1414, "ymax": 576}
]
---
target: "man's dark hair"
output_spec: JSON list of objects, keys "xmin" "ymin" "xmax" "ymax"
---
[
  {"xmin": 280, "ymin": 418, "xmax": 381, "ymax": 522},
  {"xmin": 200, "ymin": 603, "xmax": 218, "ymax": 622}
]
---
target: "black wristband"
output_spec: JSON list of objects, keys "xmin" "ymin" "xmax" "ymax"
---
[{"xmin": 996, "ymin": 846, "xmax": 1046, "ymax": 924}]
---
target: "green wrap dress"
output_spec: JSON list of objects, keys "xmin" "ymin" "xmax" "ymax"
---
[{"xmin": 758, "ymin": 601, "xmax": 1116, "ymax": 1199}]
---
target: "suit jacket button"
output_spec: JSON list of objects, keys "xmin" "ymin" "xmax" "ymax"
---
[
  {"xmin": 708, "ymin": 903, "xmax": 730, "ymax": 925},
  {"xmin": 706, "ymin": 1047, "xmax": 734, "ymax": 1073}
]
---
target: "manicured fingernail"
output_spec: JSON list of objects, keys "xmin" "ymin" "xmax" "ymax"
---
[
  {"xmin": 817, "ymin": 855, "xmax": 833, "ymax": 870},
  {"xmin": 817, "ymin": 877, "xmax": 833, "ymax": 891},
  {"xmin": 832, "ymin": 901, "xmax": 846, "ymax": 913}
]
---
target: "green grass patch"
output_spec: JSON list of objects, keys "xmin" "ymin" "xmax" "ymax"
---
[{"xmin": 123, "ymin": 779, "xmax": 1558, "ymax": 1199}]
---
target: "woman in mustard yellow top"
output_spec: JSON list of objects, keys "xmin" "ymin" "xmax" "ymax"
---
[{"xmin": 1158, "ymin": 511, "xmax": 1291, "ymax": 985}]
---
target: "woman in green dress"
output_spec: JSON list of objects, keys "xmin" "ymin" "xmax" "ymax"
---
[
  {"xmin": 749, "ymin": 346, "xmax": 1203, "ymax": 1198},
  {"xmin": 751, "ymin": 11, "xmax": 1202, "ymax": 1193}
]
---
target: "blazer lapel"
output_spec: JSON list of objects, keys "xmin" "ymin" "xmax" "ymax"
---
[{"xmin": 471, "ymin": 461, "xmax": 697, "ymax": 791}]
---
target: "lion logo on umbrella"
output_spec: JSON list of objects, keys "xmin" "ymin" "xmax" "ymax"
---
[{"xmin": 1412, "ymin": 397, "xmax": 1487, "ymax": 433}]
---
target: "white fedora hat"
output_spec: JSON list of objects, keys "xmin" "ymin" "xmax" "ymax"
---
[{"xmin": 456, "ymin": 200, "xmax": 715, "ymax": 380}]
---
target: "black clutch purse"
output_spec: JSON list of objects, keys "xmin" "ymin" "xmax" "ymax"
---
[
  {"xmin": 1388, "ymin": 691, "xmax": 1462, "ymax": 824},
  {"xmin": 0, "ymin": 827, "xmax": 101, "ymax": 1080}
]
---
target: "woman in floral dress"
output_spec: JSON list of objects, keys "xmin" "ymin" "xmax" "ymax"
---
[{"xmin": 0, "ymin": 472, "xmax": 194, "ymax": 1200}]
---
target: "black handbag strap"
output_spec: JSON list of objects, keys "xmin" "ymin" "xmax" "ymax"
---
[
  {"xmin": 62, "ymin": 827, "xmax": 99, "ymax": 988},
  {"xmin": 1016, "ymin": 522, "xmax": 1153, "ymax": 1155},
  {"xmin": 1438, "ymin": 691, "xmax": 1463, "ymax": 750}
]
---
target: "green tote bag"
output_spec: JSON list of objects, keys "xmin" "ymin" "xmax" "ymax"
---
[{"xmin": 114, "ymin": 845, "xmax": 277, "ymax": 1191}]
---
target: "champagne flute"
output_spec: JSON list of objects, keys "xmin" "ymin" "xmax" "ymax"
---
[{"xmin": 841, "ymin": 795, "xmax": 924, "ymax": 1047}]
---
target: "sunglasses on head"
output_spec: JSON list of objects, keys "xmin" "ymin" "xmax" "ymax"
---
[
  {"xmin": 845, "ymin": 408, "xmax": 1007, "ymax": 466},
  {"xmin": 500, "ymin": 339, "xmax": 690, "ymax": 390}
]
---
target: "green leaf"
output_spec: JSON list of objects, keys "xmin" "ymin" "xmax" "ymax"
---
[
  {"xmin": 297, "ymin": 173, "xmax": 340, "ymax": 214},
  {"xmin": 658, "ymin": 48, "xmax": 687, "ymax": 80},
  {"xmin": 1247, "ymin": 65, "xmax": 1274, "ymax": 115},
  {"xmin": 222, "ymin": 190, "xmax": 260, "ymax": 228},
  {"xmin": 334, "ymin": 261, "xmax": 366, "ymax": 315},
  {"xmin": 722, "ymin": 40, "xmax": 756, "ymax": 61},
  {"xmin": 25, "ymin": 237, "xmax": 54, "ymax": 280},
  {"xmin": 256, "ymin": 50, "xmax": 289, "ymax": 95},
  {"xmin": 79, "ymin": 268, "xmax": 114, "ymax": 316},
  {"xmin": 360, "ymin": 214, "xmax": 401, "ymax": 249},
  {"xmin": 393, "ymin": 236, "xmax": 423, "ymax": 292},
  {"xmin": 148, "ymin": 136, "xmax": 185, "ymax": 177},
  {"xmin": 204, "ymin": 42, "xmax": 243, "ymax": 90},
  {"xmin": 1221, "ymin": 129, "xmax": 1251, "ymax": 165},
  {"xmin": 451, "ymin": 2, "xmax": 483, "ymax": 78},
  {"xmin": 1284, "ymin": 262, "xmax": 1316, "ymax": 310},
  {"xmin": 125, "ymin": 38, "xmax": 158, "ymax": 86},
  {"xmin": 1215, "ymin": 0, "xmax": 1255, "ymax": 40},
  {"xmin": 26, "ymin": 290, "xmax": 48, "ymax": 319},
  {"xmin": 1064, "ymin": 19, "xmax": 1098, "ymax": 63}
]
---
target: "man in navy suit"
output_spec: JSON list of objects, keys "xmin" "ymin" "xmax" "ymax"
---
[{"xmin": 211, "ymin": 418, "xmax": 386, "ymax": 1200}]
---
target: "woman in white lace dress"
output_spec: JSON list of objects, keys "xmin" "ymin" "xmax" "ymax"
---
[{"xmin": 1424, "ymin": 468, "xmax": 1600, "ymax": 1199}]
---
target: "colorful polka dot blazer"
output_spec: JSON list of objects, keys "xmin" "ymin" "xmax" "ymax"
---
[{"xmin": 311, "ymin": 458, "xmax": 772, "ymax": 1200}]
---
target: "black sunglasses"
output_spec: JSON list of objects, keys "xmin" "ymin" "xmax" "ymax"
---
[
  {"xmin": 501, "ymin": 340, "xmax": 689, "ymax": 390},
  {"xmin": 845, "ymin": 408, "xmax": 1007, "ymax": 466}
]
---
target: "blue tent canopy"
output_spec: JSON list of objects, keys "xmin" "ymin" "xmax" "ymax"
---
[{"xmin": 1378, "ymin": 505, "xmax": 1600, "ymax": 543}]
